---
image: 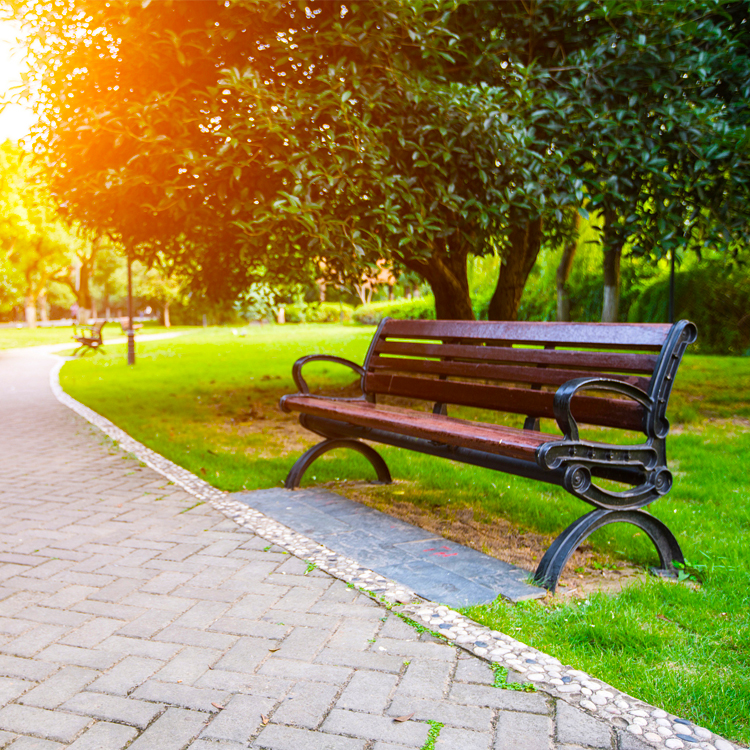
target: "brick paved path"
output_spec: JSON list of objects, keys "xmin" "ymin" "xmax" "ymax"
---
[{"xmin": 0, "ymin": 349, "xmax": 649, "ymax": 749}]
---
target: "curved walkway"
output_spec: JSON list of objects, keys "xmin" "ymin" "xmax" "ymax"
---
[{"xmin": 0, "ymin": 348, "xmax": 737, "ymax": 750}]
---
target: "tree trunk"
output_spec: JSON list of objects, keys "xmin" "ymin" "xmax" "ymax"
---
[
  {"xmin": 602, "ymin": 211, "xmax": 622, "ymax": 323},
  {"xmin": 163, "ymin": 301, "xmax": 171, "ymax": 328},
  {"xmin": 402, "ymin": 241, "xmax": 473, "ymax": 320},
  {"xmin": 39, "ymin": 289, "xmax": 49, "ymax": 323},
  {"xmin": 556, "ymin": 214, "xmax": 580, "ymax": 322},
  {"xmin": 24, "ymin": 294, "xmax": 37, "ymax": 328},
  {"xmin": 488, "ymin": 217, "xmax": 543, "ymax": 321}
]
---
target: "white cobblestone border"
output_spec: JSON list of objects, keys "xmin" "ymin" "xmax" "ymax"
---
[{"xmin": 50, "ymin": 358, "xmax": 739, "ymax": 750}]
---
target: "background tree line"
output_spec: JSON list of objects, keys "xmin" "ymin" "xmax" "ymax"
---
[{"xmin": 4, "ymin": 0, "xmax": 749, "ymax": 328}]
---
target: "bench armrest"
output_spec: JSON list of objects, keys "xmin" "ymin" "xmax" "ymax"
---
[
  {"xmin": 291, "ymin": 354, "xmax": 366, "ymax": 396},
  {"xmin": 554, "ymin": 377, "xmax": 653, "ymax": 441}
]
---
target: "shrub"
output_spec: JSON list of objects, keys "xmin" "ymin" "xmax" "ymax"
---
[
  {"xmin": 352, "ymin": 296, "xmax": 436, "ymax": 325},
  {"xmin": 283, "ymin": 301, "xmax": 353, "ymax": 323},
  {"xmin": 628, "ymin": 262, "xmax": 750, "ymax": 354}
]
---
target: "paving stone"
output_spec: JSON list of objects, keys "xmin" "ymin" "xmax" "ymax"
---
[
  {"xmin": 435, "ymin": 726, "xmax": 492, "ymax": 749},
  {"xmin": 194, "ymin": 672, "xmax": 292, "ymax": 700},
  {"xmin": 258, "ymin": 657, "xmax": 352, "ymax": 685},
  {"xmin": 336, "ymin": 670, "xmax": 399, "ymax": 714},
  {"xmin": 274, "ymin": 626, "xmax": 332, "ymax": 661},
  {"xmin": 225, "ymin": 596, "xmax": 277, "ymax": 622},
  {"xmin": 127, "ymin": 707, "xmax": 208, "ymax": 750},
  {"xmin": 493, "ymin": 710, "xmax": 552, "ymax": 750},
  {"xmin": 151, "ymin": 646, "xmax": 222, "ymax": 685},
  {"xmin": 97, "ymin": 635, "xmax": 182, "ymax": 660},
  {"xmin": 0, "ymin": 656, "xmax": 56, "ymax": 682},
  {"xmin": 449, "ymin": 682, "xmax": 550, "ymax": 714},
  {"xmin": 387, "ymin": 696, "xmax": 493, "ymax": 732},
  {"xmin": 18, "ymin": 667, "xmax": 97, "ymax": 709},
  {"xmin": 188, "ymin": 740, "xmax": 246, "ymax": 750},
  {"xmin": 209, "ymin": 617, "xmax": 288, "ymax": 640},
  {"xmin": 61, "ymin": 691, "xmax": 164, "ymax": 728},
  {"xmin": 65, "ymin": 721, "xmax": 138, "ymax": 750},
  {"xmin": 59, "ymin": 619, "xmax": 124, "ymax": 649},
  {"xmin": 321, "ymin": 709, "xmax": 429, "ymax": 747},
  {"xmin": 0, "ymin": 625, "xmax": 68, "ymax": 658},
  {"xmin": 454, "ymin": 655, "xmax": 494, "ymax": 685},
  {"xmin": 14, "ymin": 607, "xmax": 88, "ymax": 628},
  {"xmin": 86, "ymin": 656, "xmax": 162, "ymax": 696},
  {"xmin": 155, "ymin": 625, "xmax": 237, "ymax": 652},
  {"xmin": 115, "ymin": 608, "xmax": 176, "ymax": 638},
  {"xmin": 200, "ymin": 694, "xmax": 276, "ymax": 743},
  {"xmin": 0, "ymin": 704, "xmax": 91, "ymax": 743},
  {"xmin": 132, "ymin": 680, "xmax": 230, "ymax": 712},
  {"xmin": 0, "ymin": 677, "xmax": 34, "ymax": 707},
  {"xmin": 36, "ymin": 645, "xmax": 118, "ymax": 670},
  {"xmin": 172, "ymin": 601, "xmax": 232, "ymax": 630},
  {"xmin": 556, "ymin": 701, "xmax": 612, "ymax": 748},
  {"xmin": 616, "ymin": 729, "xmax": 653, "ymax": 750},
  {"xmin": 393, "ymin": 659, "xmax": 454, "ymax": 701},
  {"xmin": 252, "ymin": 724, "xmax": 367, "ymax": 750},
  {"xmin": 5, "ymin": 737, "xmax": 64, "ymax": 750},
  {"xmin": 272, "ymin": 681, "xmax": 339, "ymax": 729},
  {"xmin": 140, "ymin": 571, "xmax": 195, "ymax": 595},
  {"xmin": 214, "ymin": 638, "xmax": 277, "ymax": 674}
]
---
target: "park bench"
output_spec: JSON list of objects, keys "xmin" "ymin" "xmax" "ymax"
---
[
  {"xmin": 72, "ymin": 320, "xmax": 107, "ymax": 356},
  {"xmin": 280, "ymin": 318, "xmax": 697, "ymax": 592},
  {"xmin": 118, "ymin": 317, "xmax": 143, "ymax": 334}
]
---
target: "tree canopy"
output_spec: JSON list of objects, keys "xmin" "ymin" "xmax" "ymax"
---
[{"xmin": 8, "ymin": 0, "xmax": 750, "ymax": 320}]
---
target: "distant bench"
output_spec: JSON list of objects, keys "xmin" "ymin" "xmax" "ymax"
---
[
  {"xmin": 72, "ymin": 321, "xmax": 107, "ymax": 355},
  {"xmin": 280, "ymin": 319, "xmax": 697, "ymax": 592}
]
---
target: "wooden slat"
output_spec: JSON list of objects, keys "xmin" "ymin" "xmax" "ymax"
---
[
  {"xmin": 364, "ymin": 373, "xmax": 645, "ymax": 432},
  {"xmin": 369, "ymin": 354, "xmax": 651, "ymax": 392},
  {"xmin": 380, "ymin": 319, "xmax": 671, "ymax": 350},
  {"xmin": 283, "ymin": 397, "xmax": 556, "ymax": 461},
  {"xmin": 373, "ymin": 340, "xmax": 658, "ymax": 375}
]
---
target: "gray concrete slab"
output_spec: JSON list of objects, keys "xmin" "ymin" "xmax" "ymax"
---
[{"xmin": 232, "ymin": 488, "xmax": 545, "ymax": 606}]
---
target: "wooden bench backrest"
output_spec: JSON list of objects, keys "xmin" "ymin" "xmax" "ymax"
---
[{"xmin": 362, "ymin": 319, "xmax": 696, "ymax": 433}]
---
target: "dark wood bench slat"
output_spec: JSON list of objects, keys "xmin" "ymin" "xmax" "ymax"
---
[
  {"xmin": 369, "ymin": 354, "xmax": 652, "ymax": 392},
  {"xmin": 364, "ymin": 373, "xmax": 645, "ymax": 432},
  {"xmin": 380, "ymin": 319, "xmax": 671, "ymax": 350},
  {"xmin": 373, "ymin": 340, "xmax": 659, "ymax": 375},
  {"xmin": 283, "ymin": 396, "xmax": 555, "ymax": 461}
]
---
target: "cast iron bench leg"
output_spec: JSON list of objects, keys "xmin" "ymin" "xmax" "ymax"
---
[
  {"xmin": 284, "ymin": 438, "xmax": 393, "ymax": 490},
  {"xmin": 532, "ymin": 508, "xmax": 685, "ymax": 593}
]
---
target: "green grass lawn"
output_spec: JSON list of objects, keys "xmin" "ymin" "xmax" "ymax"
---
[
  {"xmin": 0, "ymin": 321, "xmax": 197, "ymax": 350},
  {"xmin": 59, "ymin": 324, "xmax": 750, "ymax": 745}
]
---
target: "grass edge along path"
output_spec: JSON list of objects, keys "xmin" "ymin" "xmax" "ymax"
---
[{"xmin": 58, "ymin": 325, "xmax": 750, "ymax": 746}]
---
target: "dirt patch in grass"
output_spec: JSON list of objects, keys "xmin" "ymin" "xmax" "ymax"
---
[{"xmin": 321, "ymin": 479, "xmax": 643, "ymax": 600}]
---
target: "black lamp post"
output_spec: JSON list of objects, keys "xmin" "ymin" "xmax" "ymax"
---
[
  {"xmin": 127, "ymin": 251, "xmax": 136, "ymax": 365},
  {"xmin": 668, "ymin": 245, "xmax": 676, "ymax": 324}
]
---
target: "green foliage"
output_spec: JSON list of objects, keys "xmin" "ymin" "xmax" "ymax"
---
[
  {"xmin": 628, "ymin": 262, "xmax": 750, "ymax": 355},
  {"xmin": 351, "ymin": 297, "xmax": 436, "ymax": 325},
  {"xmin": 0, "ymin": 140, "xmax": 87, "ymax": 321},
  {"xmin": 421, "ymin": 721, "xmax": 444, "ymax": 750},
  {"xmin": 233, "ymin": 284, "xmax": 277, "ymax": 323},
  {"xmin": 283, "ymin": 302, "xmax": 354, "ymax": 324}
]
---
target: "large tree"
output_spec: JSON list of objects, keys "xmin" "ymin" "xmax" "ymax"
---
[
  {"xmin": 9, "ymin": 0, "xmax": 567, "ymax": 319},
  {"xmin": 0, "ymin": 140, "xmax": 87, "ymax": 325},
  {"xmin": 511, "ymin": 0, "xmax": 750, "ymax": 321}
]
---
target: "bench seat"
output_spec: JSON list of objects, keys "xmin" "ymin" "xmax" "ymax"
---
[{"xmin": 282, "ymin": 396, "xmax": 556, "ymax": 461}]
